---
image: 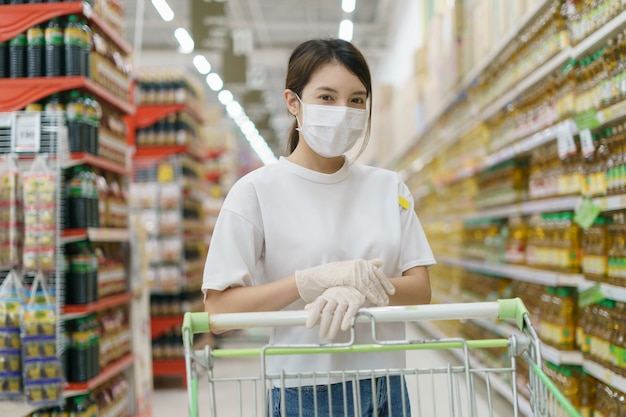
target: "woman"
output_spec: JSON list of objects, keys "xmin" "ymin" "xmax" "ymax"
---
[{"xmin": 202, "ymin": 38, "xmax": 436, "ymax": 416}]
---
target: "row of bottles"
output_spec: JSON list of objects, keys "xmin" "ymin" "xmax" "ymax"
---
[
  {"xmin": 65, "ymin": 166, "xmax": 100, "ymax": 229},
  {"xmin": 0, "ymin": 15, "xmax": 91, "ymax": 79},
  {"xmin": 135, "ymin": 112, "xmax": 198, "ymax": 147},
  {"xmin": 64, "ymin": 241, "xmax": 99, "ymax": 305},
  {"xmin": 26, "ymin": 91, "xmax": 102, "ymax": 156},
  {"xmin": 64, "ymin": 315, "xmax": 100, "ymax": 383}
]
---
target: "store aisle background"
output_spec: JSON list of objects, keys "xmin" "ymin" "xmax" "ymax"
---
[{"xmin": 152, "ymin": 324, "xmax": 512, "ymax": 417}]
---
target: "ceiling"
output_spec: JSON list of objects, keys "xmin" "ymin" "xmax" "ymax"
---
[{"xmin": 125, "ymin": 0, "xmax": 400, "ymax": 156}]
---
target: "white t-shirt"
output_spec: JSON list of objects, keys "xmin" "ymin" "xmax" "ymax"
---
[{"xmin": 202, "ymin": 156, "xmax": 436, "ymax": 383}]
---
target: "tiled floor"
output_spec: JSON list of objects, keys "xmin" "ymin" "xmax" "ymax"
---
[{"xmin": 152, "ymin": 325, "xmax": 513, "ymax": 417}]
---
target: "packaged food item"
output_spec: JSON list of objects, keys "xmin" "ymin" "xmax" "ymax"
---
[
  {"xmin": 0, "ymin": 155, "xmax": 22, "ymax": 268},
  {"xmin": 22, "ymin": 156, "xmax": 57, "ymax": 272},
  {"xmin": 21, "ymin": 273, "xmax": 63, "ymax": 407},
  {"xmin": 0, "ymin": 269, "xmax": 25, "ymax": 401}
]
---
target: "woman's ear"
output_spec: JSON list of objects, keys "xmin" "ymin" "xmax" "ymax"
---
[{"xmin": 284, "ymin": 89, "xmax": 300, "ymax": 117}]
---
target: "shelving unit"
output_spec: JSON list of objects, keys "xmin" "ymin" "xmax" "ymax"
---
[
  {"xmin": 127, "ymin": 82, "xmax": 218, "ymax": 389},
  {"xmin": 0, "ymin": 2, "xmax": 148, "ymax": 415},
  {"xmin": 399, "ymin": 3, "xmax": 626, "ymax": 414}
]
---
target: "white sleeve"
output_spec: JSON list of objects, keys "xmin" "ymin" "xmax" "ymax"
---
[
  {"xmin": 397, "ymin": 177, "xmax": 436, "ymax": 272},
  {"xmin": 202, "ymin": 182, "xmax": 265, "ymax": 294}
]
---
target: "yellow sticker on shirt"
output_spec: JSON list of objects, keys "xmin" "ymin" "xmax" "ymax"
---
[{"xmin": 398, "ymin": 195, "xmax": 410, "ymax": 210}]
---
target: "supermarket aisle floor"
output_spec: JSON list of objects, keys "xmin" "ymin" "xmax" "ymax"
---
[{"xmin": 151, "ymin": 325, "xmax": 513, "ymax": 417}]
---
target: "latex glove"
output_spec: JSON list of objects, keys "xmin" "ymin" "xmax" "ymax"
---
[
  {"xmin": 295, "ymin": 259, "xmax": 395, "ymax": 306},
  {"xmin": 305, "ymin": 286, "xmax": 365, "ymax": 339}
]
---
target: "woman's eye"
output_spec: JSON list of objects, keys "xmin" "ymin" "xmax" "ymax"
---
[
  {"xmin": 319, "ymin": 95, "xmax": 333, "ymax": 101},
  {"xmin": 351, "ymin": 97, "xmax": 365, "ymax": 105}
]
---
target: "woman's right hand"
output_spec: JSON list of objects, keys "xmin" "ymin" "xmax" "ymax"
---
[{"xmin": 294, "ymin": 259, "xmax": 395, "ymax": 306}]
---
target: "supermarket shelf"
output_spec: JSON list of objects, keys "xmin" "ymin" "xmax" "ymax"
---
[
  {"xmin": 0, "ymin": 402, "xmax": 40, "ymax": 417},
  {"xmin": 81, "ymin": 3, "xmax": 132, "ymax": 54},
  {"xmin": 541, "ymin": 344, "xmax": 583, "ymax": 366},
  {"xmin": 62, "ymin": 291, "xmax": 133, "ymax": 316},
  {"xmin": 414, "ymin": 320, "xmax": 533, "ymax": 417},
  {"xmin": 64, "ymin": 353, "xmax": 135, "ymax": 395},
  {"xmin": 583, "ymin": 359, "xmax": 626, "ymax": 393},
  {"xmin": 151, "ymin": 316, "xmax": 183, "ymax": 340},
  {"xmin": 135, "ymin": 104, "xmax": 186, "ymax": 130},
  {"xmin": 135, "ymin": 103, "xmax": 206, "ymax": 128},
  {"xmin": 0, "ymin": 2, "xmax": 131, "ymax": 54},
  {"xmin": 0, "ymin": 77, "xmax": 135, "ymax": 114},
  {"xmin": 62, "ymin": 227, "xmax": 130, "ymax": 244},
  {"xmin": 578, "ymin": 281, "xmax": 626, "ymax": 303},
  {"xmin": 402, "ymin": 9, "xmax": 626, "ymax": 180},
  {"xmin": 437, "ymin": 255, "xmax": 585, "ymax": 287},
  {"xmin": 133, "ymin": 145, "xmax": 190, "ymax": 159},
  {"xmin": 152, "ymin": 358, "xmax": 187, "ymax": 387},
  {"xmin": 64, "ymin": 152, "xmax": 130, "ymax": 175}
]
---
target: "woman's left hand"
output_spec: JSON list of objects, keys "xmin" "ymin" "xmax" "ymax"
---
[{"xmin": 304, "ymin": 286, "xmax": 365, "ymax": 339}]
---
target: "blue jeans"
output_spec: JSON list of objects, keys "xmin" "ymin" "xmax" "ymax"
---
[{"xmin": 268, "ymin": 376, "xmax": 410, "ymax": 417}]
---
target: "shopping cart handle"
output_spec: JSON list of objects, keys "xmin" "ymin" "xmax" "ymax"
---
[{"xmin": 182, "ymin": 298, "xmax": 530, "ymax": 342}]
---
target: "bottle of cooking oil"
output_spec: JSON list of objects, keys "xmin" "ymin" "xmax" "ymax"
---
[
  {"xmin": 553, "ymin": 287, "xmax": 576, "ymax": 350},
  {"xmin": 609, "ymin": 212, "xmax": 626, "ymax": 287},
  {"xmin": 611, "ymin": 301, "xmax": 626, "ymax": 376},
  {"xmin": 582, "ymin": 215, "xmax": 609, "ymax": 281},
  {"xmin": 579, "ymin": 369, "xmax": 596, "ymax": 417},
  {"xmin": 540, "ymin": 287, "xmax": 557, "ymax": 346},
  {"xmin": 505, "ymin": 215, "xmax": 527, "ymax": 265},
  {"xmin": 561, "ymin": 212, "xmax": 581, "ymax": 273},
  {"xmin": 577, "ymin": 304, "xmax": 592, "ymax": 355},
  {"xmin": 591, "ymin": 299, "xmax": 615, "ymax": 368}
]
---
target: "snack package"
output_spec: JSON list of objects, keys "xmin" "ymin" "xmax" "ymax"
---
[
  {"xmin": 21, "ymin": 274, "xmax": 62, "ymax": 407},
  {"xmin": 0, "ymin": 269, "xmax": 26, "ymax": 400},
  {"xmin": 0, "ymin": 155, "xmax": 23, "ymax": 268},
  {"xmin": 22, "ymin": 156, "xmax": 57, "ymax": 272}
]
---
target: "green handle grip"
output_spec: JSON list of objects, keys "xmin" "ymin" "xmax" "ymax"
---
[
  {"xmin": 497, "ymin": 298, "xmax": 529, "ymax": 331},
  {"xmin": 182, "ymin": 312, "xmax": 210, "ymax": 346}
]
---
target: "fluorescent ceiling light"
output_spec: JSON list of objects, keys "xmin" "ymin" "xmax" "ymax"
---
[
  {"xmin": 152, "ymin": 0, "xmax": 174, "ymax": 22},
  {"xmin": 192, "ymin": 55, "xmax": 211, "ymax": 74},
  {"xmin": 342, "ymin": 0, "xmax": 356, "ymax": 13},
  {"xmin": 338, "ymin": 19, "xmax": 353, "ymax": 41},
  {"xmin": 206, "ymin": 73, "xmax": 224, "ymax": 91},
  {"xmin": 226, "ymin": 101, "xmax": 243, "ymax": 118},
  {"xmin": 174, "ymin": 28, "xmax": 194, "ymax": 54},
  {"xmin": 218, "ymin": 90, "xmax": 234, "ymax": 105}
]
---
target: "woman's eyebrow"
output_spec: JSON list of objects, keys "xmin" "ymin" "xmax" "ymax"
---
[{"xmin": 314, "ymin": 86, "xmax": 367, "ymax": 95}]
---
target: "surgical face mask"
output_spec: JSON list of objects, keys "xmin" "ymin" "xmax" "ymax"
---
[{"xmin": 295, "ymin": 96, "xmax": 368, "ymax": 158}]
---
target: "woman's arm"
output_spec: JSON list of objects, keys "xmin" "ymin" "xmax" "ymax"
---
[
  {"xmin": 387, "ymin": 265, "xmax": 431, "ymax": 306},
  {"xmin": 204, "ymin": 274, "xmax": 300, "ymax": 315}
]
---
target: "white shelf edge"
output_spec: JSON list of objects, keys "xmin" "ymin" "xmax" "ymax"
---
[
  {"xmin": 88, "ymin": 227, "xmax": 130, "ymax": 242},
  {"xmin": 578, "ymin": 281, "xmax": 626, "ymax": 303},
  {"xmin": 437, "ymin": 255, "xmax": 585, "ymax": 287},
  {"xmin": 571, "ymin": 9, "xmax": 626, "ymax": 59},
  {"xmin": 414, "ymin": 320, "xmax": 533, "ymax": 417},
  {"xmin": 540, "ymin": 344, "xmax": 584, "ymax": 366},
  {"xmin": 583, "ymin": 359, "xmax": 626, "ymax": 393}
]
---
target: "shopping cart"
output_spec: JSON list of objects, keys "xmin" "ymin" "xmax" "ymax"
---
[{"xmin": 182, "ymin": 298, "xmax": 581, "ymax": 417}]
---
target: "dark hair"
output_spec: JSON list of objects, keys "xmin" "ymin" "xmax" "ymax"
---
[{"xmin": 285, "ymin": 38, "xmax": 372, "ymax": 155}]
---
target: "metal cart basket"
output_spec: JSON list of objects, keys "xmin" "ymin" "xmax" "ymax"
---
[{"xmin": 182, "ymin": 298, "xmax": 581, "ymax": 417}]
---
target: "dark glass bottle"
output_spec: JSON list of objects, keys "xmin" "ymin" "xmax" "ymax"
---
[
  {"xmin": 64, "ymin": 15, "xmax": 83, "ymax": 76},
  {"xmin": 26, "ymin": 24, "xmax": 44, "ymax": 78},
  {"xmin": 9, "ymin": 32, "xmax": 27, "ymax": 78},
  {"xmin": 45, "ymin": 18, "xmax": 64, "ymax": 77}
]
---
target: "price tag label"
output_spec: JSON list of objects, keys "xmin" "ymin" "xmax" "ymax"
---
[
  {"xmin": 574, "ymin": 198, "xmax": 601, "ymax": 230},
  {"xmin": 0, "ymin": 113, "xmax": 14, "ymax": 128},
  {"xmin": 579, "ymin": 129, "xmax": 595, "ymax": 157},
  {"xmin": 557, "ymin": 124, "xmax": 576, "ymax": 160},
  {"xmin": 11, "ymin": 112, "xmax": 41, "ymax": 153},
  {"xmin": 578, "ymin": 282, "xmax": 605, "ymax": 307}
]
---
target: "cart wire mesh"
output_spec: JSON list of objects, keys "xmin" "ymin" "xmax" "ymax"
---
[{"xmin": 182, "ymin": 299, "xmax": 582, "ymax": 417}]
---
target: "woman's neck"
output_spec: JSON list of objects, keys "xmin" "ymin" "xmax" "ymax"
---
[{"xmin": 286, "ymin": 149, "xmax": 345, "ymax": 174}]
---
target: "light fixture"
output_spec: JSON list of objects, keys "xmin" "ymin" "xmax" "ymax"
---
[
  {"xmin": 192, "ymin": 55, "xmax": 211, "ymax": 74},
  {"xmin": 342, "ymin": 0, "xmax": 356, "ymax": 13},
  {"xmin": 206, "ymin": 73, "xmax": 224, "ymax": 91},
  {"xmin": 174, "ymin": 28, "xmax": 194, "ymax": 54},
  {"xmin": 217, "ymin": 90, "xmax": 234, "ymax": 105},
  {"xmin": 226, "ymin": 101, "xmax": 243, "ymax": 118},
  {"xmin": 152, "ymin": 0, "xmax": 174, "ymax": 22},
  {"xmin": 338, "ymin": 19, "xmax": 354, "ymax": 41}
]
